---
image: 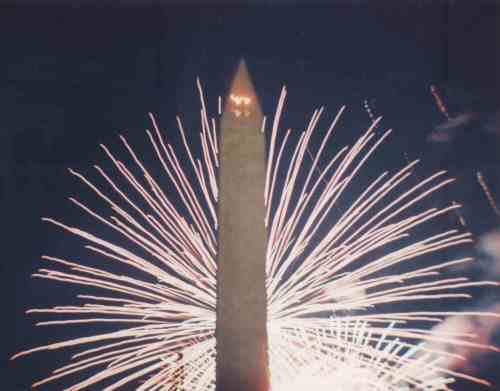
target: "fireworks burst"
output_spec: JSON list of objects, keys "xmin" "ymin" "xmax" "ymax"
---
[{"xmin": 14, "ymin": 81, "xmax": 498, "ymax": 390}]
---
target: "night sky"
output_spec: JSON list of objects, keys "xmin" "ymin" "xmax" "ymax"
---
[{"xmin": 2, "ymin": 1, "xmax": 499, "ymax": 390}]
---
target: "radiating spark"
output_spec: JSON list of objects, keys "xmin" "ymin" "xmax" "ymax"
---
[
  {"xmin": 14, "ymin": 82, "xmax": 498, "ymax": 390},
  {"xmin": 428, "ymin": 85, "xmax": 478, "ymax": 143},
  {"xmin": 363, "ymin": 98, "xmax": 377, "ymax": 123},
  {"xmin": 451, "ymin": 200, "xmax": 467, "ymax": 228},
  {"xmin": 431, "ymin": 85, "xmax": 451, "ymax": 120},
  {"xmin": 477, "ymin": 171, "xmax": 500, "ymax": 220}
]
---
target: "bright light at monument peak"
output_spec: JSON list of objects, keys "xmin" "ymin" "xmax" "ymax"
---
[
  {"xmin": 224, "ymin": 59, "xmax": 261, "ymax": 120},
  {"xmin": 229, "ymin": 93, "xmax": 252, "ymax": 106},
  {"xmin": 229, "ymin": 93, "xmax": 252, "ymax": 117}
]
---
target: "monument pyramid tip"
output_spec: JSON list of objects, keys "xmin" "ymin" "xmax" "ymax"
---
[{"xmin": 224, "ymin": 59, "xmax": 262, "ymax": 121}]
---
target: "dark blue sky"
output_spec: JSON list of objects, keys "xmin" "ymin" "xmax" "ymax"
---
[{"xmin": 3, "ymin": 2, "xmax": 499, "ymax": 390}]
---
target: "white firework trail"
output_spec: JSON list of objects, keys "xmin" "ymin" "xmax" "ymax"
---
[
  {"xmin": 13, "ymin": 81, "xmax": 499, "ymax": 390},
  {"xmin": 264, "ymin": 87, "xmax": 499, "ymax": 389},
  {"xmin": 13, "ymin": 80, "xmax": 219, "ymax": 391}
]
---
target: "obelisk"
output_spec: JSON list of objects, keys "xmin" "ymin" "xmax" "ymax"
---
[{"xmin": 216, "ymin": 59, "xmax": 270, "ymax": 391}]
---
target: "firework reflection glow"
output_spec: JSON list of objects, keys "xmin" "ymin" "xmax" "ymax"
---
[{"xmin": 12, "ymin": 81, "xmax": 499, "ymax": 390}]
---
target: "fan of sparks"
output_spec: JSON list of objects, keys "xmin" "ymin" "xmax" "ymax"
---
[{"xmin": 13, "ymin": 81, "xmax": 498, "ymax": 390}]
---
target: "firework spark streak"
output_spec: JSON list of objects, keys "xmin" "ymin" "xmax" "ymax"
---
[
  {"xmin": 477, "ymin": 171, "xmax": 500, "ymax": 220},
  {"xmin": 13, "ymin": 80, "xmax": 219, "ymax": 391},
  {"xmin": 14, "ymin": 81, "xmax": 499, "ymax": 390}
]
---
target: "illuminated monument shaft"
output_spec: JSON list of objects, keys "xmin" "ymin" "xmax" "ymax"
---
[{"xmin": 216, "ymin": 60, "xmax": 270, "ymax": 391}]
